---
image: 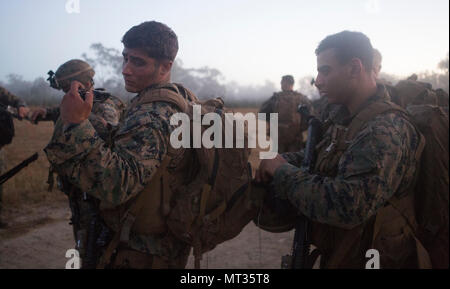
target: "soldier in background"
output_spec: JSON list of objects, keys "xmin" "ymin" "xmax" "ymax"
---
[
  {"xmin": 259, "ymin": 75, "xmax": 312, "ymax": 153},
  {"xmin": 29, "ymin": 59, "xmax": 126, "ymax": 264},
  {"xmin": 0, "ymin": 86, "xmax": 30, "ymax": 228},
  {"xmin": 372, "ymin": 49, "xmax": 449, "ymax": 108},
  {"xmin": 0, "ymin": 86, "xmax": 30, "ymax": 118},
  {"xmin": 29, "ymin": 59, "xmax": 125, "ymax": 131}
]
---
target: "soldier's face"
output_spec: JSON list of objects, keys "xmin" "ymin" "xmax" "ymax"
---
[
  {"xmin": 281, "ymin": 81, "xmax": 293, "ymax": 92},
  {"xmin": 122, "ymin": 47, "xmax": 163, "ymax": 93},
  {"xmin": 315, "ymin": 48, "xmax": 352, "ymax": 104}
]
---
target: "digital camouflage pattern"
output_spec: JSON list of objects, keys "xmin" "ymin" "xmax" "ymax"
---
[
  {"xmin": 259, "ymin": 90, "xmax": 312, "ymax": 153},
  {"xmin": 42, "ymin": 89, "xmax": 124, "ymax": 123},
  {"xmin": 273, "ymin": 85, "xmax": 421, "ymax": 228},
  {"xmin": 0, "ymin": 86, "xmax": 27, "ymax": 108},
  {"xmin": 44, "ymin": 89, "xmax": 125, "ymax": 261},
  {"xmin": 271, "ymin": 85, "xmax": 423, "ymax": 267},
  {"xmin": 44, "ymin": 83, "xmax": 189, "ymax": 259}
]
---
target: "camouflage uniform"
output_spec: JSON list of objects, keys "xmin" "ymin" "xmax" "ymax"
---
[
  {"xmin": 43, "ymin": 94, "xmax": 123, "ymax": 123},
  {"xmin": 0, "ymin": 86, "xmax": 27, "ymax": 108},
  {"xmin": 44, "ymin": 83, "xmax": 191, "ymax": 268},
  {"xmin": 272, "ymin": 85, "xmax": 423, "ymax": 268},
  {"xmin": 0, "ymin": 86, "xmax": 27, "ymax": 227},
  {"xmin": 259, "ymin": 90, "xmax": 312, "ymax": 153},
  {"xmin": 44, "ymin": 88, "xmax": 125, "ymax": 263}
]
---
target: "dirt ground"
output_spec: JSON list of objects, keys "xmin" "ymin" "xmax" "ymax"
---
[
  {"xmin": 0, "ymin": 201, "xmax": 294, "ymax": 269},
  {"xmin": 0, "ymin": 109, "xmax": 295, "ymax": 269}
]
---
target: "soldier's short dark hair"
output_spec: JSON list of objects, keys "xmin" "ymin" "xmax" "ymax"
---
[
  {"xmin": 122, "ymin": 21, "xmax": 178, "ymax": 61},
  {"xmin": 315, "ymin": 31, "xmax": 373, "ymax": 72},
  {"xmin": 281, "ymin": 75, "xmax": 294, "ymax": 85}
]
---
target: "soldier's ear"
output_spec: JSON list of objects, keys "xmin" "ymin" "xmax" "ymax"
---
[
  {"xmin": 159, "ymin": 60, "xmax": 173, "ymax": 76},
  {"xmin": 349, "ymin": 58, "xmax": 363, "ymax": 79}
]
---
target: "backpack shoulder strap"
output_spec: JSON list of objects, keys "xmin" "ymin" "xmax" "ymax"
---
[
  {"xmin": 127, "ymin": 84, "xmax": 189, "ymax": 115},
  {"xmin": 173, "ymin": 83, "xmax": 199, "ymax": 102},
  {"xmin": 344, "ymin": 100, "xmax": 425, "ymax": 162},
  {"xmin": 345, "ymin": 101, "xmax": 408, "ymax": 141}
]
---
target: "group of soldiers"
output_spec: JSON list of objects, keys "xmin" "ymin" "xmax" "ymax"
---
[{"xmin": 0, "ymin": 21, "xmax": 448, "ymax": 269}]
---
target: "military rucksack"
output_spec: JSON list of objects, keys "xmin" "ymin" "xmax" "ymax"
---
[
  {"xmin": 334, "ymin": 102, "xmax": 448, "ymax": 268},
  {"xmin": 98, "ymin": 83, "xmax": 262, "ymax": 268},
  {"xmin": 406, "ymin": 105, "xmax": 449, "ymax": 268},
  {"xmin": 391, "ymin": 79, "xmax": 449, "ymax": 108}
]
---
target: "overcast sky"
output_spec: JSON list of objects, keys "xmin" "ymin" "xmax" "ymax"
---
[{"xmin": 0, "ymin": 0, "xmax": 448, "ymax": 86}]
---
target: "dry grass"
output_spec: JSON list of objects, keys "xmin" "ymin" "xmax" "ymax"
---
[
  {"xmin": 2, "ymin": 118, "xmax": 66, "ymax": 208},
  {"xmin": 2, "ymin": 108, "xmax": 263, "ymax": 208}
]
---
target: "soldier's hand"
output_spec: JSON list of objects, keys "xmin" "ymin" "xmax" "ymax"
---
[
  {"xmin": 30, "ymin": 108, "xmax": 47, "ymax": 123},
  {"xmin": 60, "ymin": 81, "xmax": 93, "ymax": 125},
  {"xmin": 255, "ymin": 154, "xmax": 287, "ymax": 183},
  {"xmin": 18, "ymin": 106, "xmax": 30, "ymax": 119}
]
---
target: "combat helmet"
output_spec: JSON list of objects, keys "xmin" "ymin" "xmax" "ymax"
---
[
  {"xmin": 252, "ymin": 185, "xmax": 297, "ymax": 233},
  {"xmin": 47, "ymin": 59, "xmax": 95, "ymax": 92}
]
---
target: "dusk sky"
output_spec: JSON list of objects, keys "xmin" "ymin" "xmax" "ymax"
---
[{"xmin": 0, "ymin": 0, "xmax": 448, "ymax": 86}]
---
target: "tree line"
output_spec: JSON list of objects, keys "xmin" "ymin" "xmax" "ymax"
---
[{"xmin": 1, "ymin": 44, "xmax": 448, "ymax": 108}]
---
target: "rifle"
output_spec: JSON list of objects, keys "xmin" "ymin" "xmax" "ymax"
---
[
  {"xmin": 60, "ymin": 176, "xmax": 112, "ymax": 269},
  {"xmin": 0, "ymin": 153, "xmax": 39, "ymax": 185},
  {"xmin": 284, "ymin": 104, "xmax": 322, "ymax": 269}
]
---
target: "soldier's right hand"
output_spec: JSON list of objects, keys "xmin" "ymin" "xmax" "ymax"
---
[
  {"xmin": 60, "ymin": 81, "xmax": 93, "ymax": 125},
  {"xmin": 30, "ymin": 107, "xmax": 47, "ymax": 123},
  {"xmin": 18, "ymin": 106, "xmax": 30, "ymax": 119}
]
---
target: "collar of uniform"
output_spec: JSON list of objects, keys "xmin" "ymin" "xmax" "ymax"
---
[
  {"xmin": 131, "ymin": 82, "xmax": 173, "ymax": 103},
  {"xmin": 331, "ymin": 84, "xmax": 389, "ymax": 126}
]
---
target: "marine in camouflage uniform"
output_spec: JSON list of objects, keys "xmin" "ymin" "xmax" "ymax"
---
[
  {"xmin": 256, "ymin": 31, "xmax": 424, "ymax": 268},
  {"xmin": 0, "ymin": 86, "xmax": 28, "ymax": 109},
  {"xmin": 45, "ymin": 21, "xmax": 192, "ymax": 268},
  {"xmin": 0, "ymin": 86, "xmax": 29, "ymax": 228},
  {"xmin": 34, "ymin": 59, "xmax": 126, "ymax": 266},
  {"xmin": 259, "ymin": 75, "xmax": 312, "ymax": 153}
]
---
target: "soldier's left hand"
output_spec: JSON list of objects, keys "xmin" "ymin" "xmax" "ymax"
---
[
  {"xmin": 60, "ymin": 81, "xmax": 93, "ymax": 125},
  {"xmin": 255, "ymin": 154, "xmax": 287, "ymax": 183}
]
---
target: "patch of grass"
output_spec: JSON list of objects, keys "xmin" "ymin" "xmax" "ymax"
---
[{"xmin": 2, "ymin": 119, "xmax": 65, "ymax": 208}]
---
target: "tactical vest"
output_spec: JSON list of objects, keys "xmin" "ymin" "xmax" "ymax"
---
[
  {"xmin": 309, "ymin": 99, "xmax": 430, "ymax": 269},
  {"xmin": 260, "ymin": 91, "xmax": 311, "ymax": 153},
  {"xmin": 98, "ymin": 83, "xmax": 258, "ymax": 269}
]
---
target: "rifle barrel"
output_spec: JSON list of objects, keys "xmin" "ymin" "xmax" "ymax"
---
[{"xmin": 0, "ymin": 152, "xmax": 39, "ymax": 185}]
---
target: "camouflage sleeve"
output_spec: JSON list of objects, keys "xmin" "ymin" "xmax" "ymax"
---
[
  {"xmin": 272, "ymin": 113, "xmax": 420, "ymax": 229},
  {"xmin": 281, "ymin": 150, "xmax": 304, "ymax": 167},
  {"xmin": 44, "ymin": 101, "xmax": 178, "ymax": 206},
  {"xmin": 92, "ymin": 97, "xmax": 125, "ymax": 127},
  {"xmin": 0, "ymin": 86, "xmax": 27, "ymax": 108}
]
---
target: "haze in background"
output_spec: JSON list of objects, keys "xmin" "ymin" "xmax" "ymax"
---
[{"xmin": 0, "ymin": 0, "xmax": 448, "ymax": 105}]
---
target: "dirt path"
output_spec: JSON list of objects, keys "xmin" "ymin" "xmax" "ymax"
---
[
  {"xmin": 0, "ymin": 200, "xmax": 294, "ymax": 269},
  {"xmin": 0, "ymin": 114, "xmax": 297, "ymax": 269}
]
